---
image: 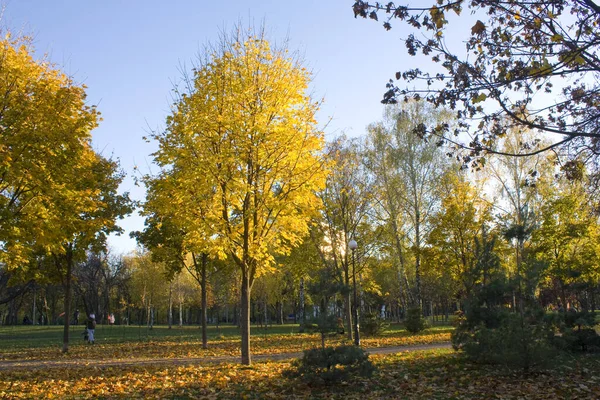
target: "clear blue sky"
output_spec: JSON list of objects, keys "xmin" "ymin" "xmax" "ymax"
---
[{"xmin": 5, "ymin": 0, "xmax": 432, "ymax": 254}]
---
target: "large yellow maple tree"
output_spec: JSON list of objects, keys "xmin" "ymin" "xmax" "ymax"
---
[
  {"xmin": 0, "ymin": 34, "xmax": 100, "ymax": 266},
  {"xmin": 0, "ymin": 33, "xmax": 132, "ymax": 352},
  {"xmin": 149, "ymin": 27, "xmax": 327, "ymax": 365}
]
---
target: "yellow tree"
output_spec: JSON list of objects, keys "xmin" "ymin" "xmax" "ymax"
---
[
  {"xmin": 44, "ymin": 152, "xmax": 131, "ymax": 352},
  {"xmin": 126, "ymin": 251, "xmax": 171, "ymax": 329},
  {"xmin": 138, "ymin": 169, "xmax": 217, "ymax": 349},
  {"xmin": 151, "ymin": 26, "xmax": 327, "ymax": 365},
  {"xmin": 534, "ymin": 179, "xmax": 600, "ymax": 311},
  {"xmin": 427, "ymin": 170, "xmax": 492, "ymax": 300},
  {"xmin": 0, "ymin": 33, "xmax": 100, "ymax": 267},
  {"xmin": 0, "ymin": 32, "xmax": 131, "ymax": 351}
]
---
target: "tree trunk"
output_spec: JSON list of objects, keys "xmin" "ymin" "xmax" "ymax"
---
[
  {"xmin": 298, "ymin": 278, "xmax": 305, "ymax": 331},
  {"xmin": 559, "ymin": 282, "xmax": 569, "ymax": 312},
  {"xmin": 391, "ymin": 217, "xmax": 414, "ymax": 307},
  {"xmin": 179, "ymin": 301, "xmax": 183, "ymax": 327},
  {"xmin": 62, "ymin": 249, "xmax": 73, "ymax": 353},
  {"xmin": 201, "ymin": 253, "xmax": 208, "ymax": 349},
  {"xmin": 6, "ymin": 298, "xmax": 16, "ymax": 325},
  {"xmin": 516, "ymin": 237, "xmax": 524, "ymax": 314},
  {"xmin": 278, "ymin": 301, "xmax": 284, "ymax": 325},
  {"xmin": 415, "ymin": 211, "xmax": 422, "ymax": 308},
  {"xmin": 32, "ymin": 285, "xmax": 36, "ymax": 325},
  {"xmin": 232, "ymin": 304, "xmax": 238, "ymax": 327},
  {"xmin": 445, "ymin": 301, "xmax": 449, "ymax": 322},
  {"xmin": 168, "ymin": 282, "xmax": 173, "ymax": 329},
  {"xmin": 430, "ymin": 301, "xmax": 435, "ymax": 323},
  {"xmin": 146, "ymin": 299, "xmax": 151, "ymax": 328},
  {"xmin": 240, "ymin": 271, "xmax": 251, "ymax": 365},
  {"xmin": 42, "ymin": 290, "xmax": 49, "ymax": 325},
  {"xmin": 263, "ymin": 299, "xmax": 268, "ymax": 328}
]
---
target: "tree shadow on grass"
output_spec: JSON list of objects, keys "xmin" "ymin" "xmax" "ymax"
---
[{"xmin": 1, "ymin": 349, "xmax": 600, "ymax": 399}]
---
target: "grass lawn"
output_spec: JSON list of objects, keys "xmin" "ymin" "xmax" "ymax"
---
[
  {"xmin": 0, "ymin": 348, "xmax": 599, "ymax": 399},
  {"xmin": 0, "ymin": 323, "xmax": 452, "ymax": 361}
]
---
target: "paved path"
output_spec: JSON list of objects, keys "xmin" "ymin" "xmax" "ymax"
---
[{"xmin": 0, "ymin": 342, "xmax": 452, "ymax": 371}]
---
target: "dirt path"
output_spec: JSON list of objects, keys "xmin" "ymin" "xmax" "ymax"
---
[{"xmin": 0, "ymin": 342, "xmax": 452, "ymax": 371}]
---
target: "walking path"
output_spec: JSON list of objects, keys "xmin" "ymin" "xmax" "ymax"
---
[{"xmin": 0, "ymin": 342, "xmax": 452, "ymax": 371}]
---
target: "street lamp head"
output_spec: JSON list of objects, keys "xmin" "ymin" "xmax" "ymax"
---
[{"xmin": 348, "ymin": 239, "xmax": 358, "ymax": 250}]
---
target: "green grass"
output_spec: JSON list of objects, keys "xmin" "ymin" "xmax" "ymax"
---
[
  {"xmin": 0, "ymin": 323, "xmax": 306, "ymax": 350},
  {"xmin": 0, "ymin": 320, "xmax": 455, "ymax": 351},
  {"xmin": 0, "ymin": 322, "xmax": 452, "ymax": 363}
]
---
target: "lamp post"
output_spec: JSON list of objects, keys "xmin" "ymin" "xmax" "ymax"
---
[{"xmin": 348, "ymin": 239, "xmax": 360, "ymax": 346}]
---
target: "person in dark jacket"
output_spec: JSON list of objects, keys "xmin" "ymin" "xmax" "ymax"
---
[{"xmin": 86, "ymin": 313, "xmax": 96, "ymax": 344}]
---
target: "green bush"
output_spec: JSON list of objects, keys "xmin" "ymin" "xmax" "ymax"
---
[
  {"xmin": 302, "ymin": 322, "xmax": 318, "ymax": 331},
  {"xmin": 450, "ymin": 231, "xmax": 558, "ymax": 371},
  {"xmin": 361, "ymin": 313, "xmax": 389, "ymax": 336},
  {"xmin": 547, "ymin": 310, "xmax": 600, "ymax": 352},
  {"xmin": 304, "ymin": 313, "xmax": 345, "ymax": 350},
  {"xmin": 285, "ymin": 345, "xmax": 375, "ymax": 385},
  {"xmin": 559, "ymin": 328, "xmax": 600, "ymax": 352},
  {"xmin": 404, "ymin": 307, "xmax": 427, "ymax": 333},
  {"xmin": 452, "ymin": 309, "xmax": 556, "ymax": 371},
  {"xmin": 564, "ymin": 310, "xmax": 596, "ymax": 329}
]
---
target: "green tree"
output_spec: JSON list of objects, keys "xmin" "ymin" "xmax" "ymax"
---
[
  {"xmin": 316, "ymin": 136, "xmax": 374, "ymax": 341},
  {"xmin": 126, "ymin": 252, "xmax": 170, "ymax": 329},
  {"xmin": 366, "ymin": 102, "xmax": 451, "ymax": 307},
  {"xmin": 306, "ymin": 267, "xmax": 347, "ymax": 349},
  {"xmin": 534, "ymin": 180, "xmax": 600, "ymax": 311},
  {"xmin": 486, "ymin": 130, "xmax": 551, "ymax": 311},
  {"xmin": 427, "ymin": 170, "xmax": 491, "ymax": 301}
]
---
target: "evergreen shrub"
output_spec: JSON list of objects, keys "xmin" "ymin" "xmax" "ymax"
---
[{"xmin": 285, "ymin": 345, "xmax": 375, "ymax": 385}]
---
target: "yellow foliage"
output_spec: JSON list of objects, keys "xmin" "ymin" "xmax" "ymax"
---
[
  {"xmin": 0, "ymin": 31, "xmax": 126, "ymax": 270},
  {"xmin": 148, "ymin": 29, "xmax": 327, "ymax": 284}
]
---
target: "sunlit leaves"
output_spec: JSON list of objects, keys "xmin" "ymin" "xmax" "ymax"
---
[
  {"xmin": 146, "ymin": 26, "xmax": 328, "ymax": 364},
  {"xmin": 149, "ymin": 28, "xmax": 327, "ymax": 279},
  {"xmin": 427, "ymin": 171, "xmax": 491, "ymax": 298},
  {"xmin": 0, "ymin": 33, "xmax": 103, "ymax": 267},
  {"xmin": 533, "ymin": 180, "xmax": 600, "ymax": 303},
  {"xmin": 0, "ymin": 31, "xmax": 132, "ymax": 294},
  {"xmin": 1, "ymin": 348, "xmax": 599, "ymax": 399}
]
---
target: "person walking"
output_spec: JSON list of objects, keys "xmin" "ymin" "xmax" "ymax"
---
[{"xmin": 86, "ymin": 313, "xmax": 96, "ymax": 344}]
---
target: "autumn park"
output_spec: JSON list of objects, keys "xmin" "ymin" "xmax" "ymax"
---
[{"xmin": 1, "ymin": 1, "xmax": 600, "ymax": 399}]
